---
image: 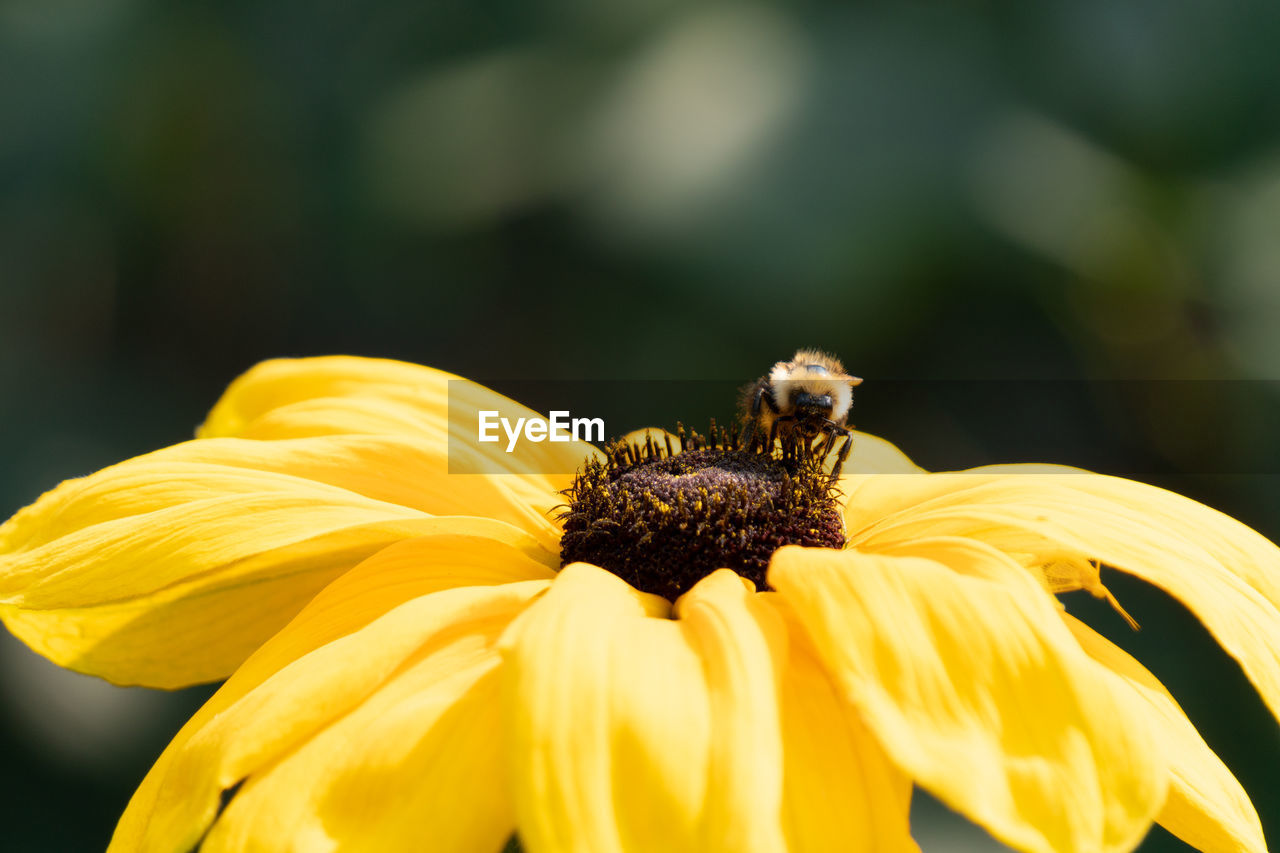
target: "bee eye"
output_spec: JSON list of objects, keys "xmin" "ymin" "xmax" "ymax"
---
[
  {"xmin": 794, "ymin": 392, "xmax": 833, "ymax": 411},
  {"xmin": 804, "ymin": 364, "xmax": 829, "ymax": 376}
]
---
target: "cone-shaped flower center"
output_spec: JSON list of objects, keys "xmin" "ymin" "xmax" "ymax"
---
[{"xmin": 560, "ymin": 432, "xmax": 845, "ymax": 600}]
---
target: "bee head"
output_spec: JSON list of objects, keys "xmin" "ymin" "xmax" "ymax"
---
[
  {"xmin": 792, "ymin": 390, "xmax": 835, "ymax": 436},
  {"xmin": 758, "ymin": 350, "xmax": 862, "ymax": 433}
]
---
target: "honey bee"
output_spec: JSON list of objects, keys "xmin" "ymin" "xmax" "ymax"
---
[{"xmin": 739, "ymin": 349, "xmax": 863, "ymax": 476}]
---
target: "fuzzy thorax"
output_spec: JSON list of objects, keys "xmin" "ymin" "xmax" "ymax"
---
[{"xmin": 767, "ymin": 349, "xmax": 860, "ymax": 422}]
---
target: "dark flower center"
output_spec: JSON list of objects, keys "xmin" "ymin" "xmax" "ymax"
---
[{"xmin": 559, "ymin": 429, "xmax": 845, "ymax": 601}]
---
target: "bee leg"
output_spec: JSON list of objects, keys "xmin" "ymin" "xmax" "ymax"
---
[
  {"xmin": 760, "ymin": 388, "xmax": 782, "ymax": 452},
  {"xmin": 817, "ymin": 428, "xmax": 837, "ymax": 462},
  {"xmin": 761, "ymin": 387, "xmax": 780, "ymax": 416},
  {"xmin": 830, "ymin": 430, "xmax": 853, "ymax": 480},
  {"xmin": 741, "ymin": 383, "xmax": 778, "ymax": 451},
  {"xmin": 769, "ymin": 415, "xmax": 795, "ymax": 457}
]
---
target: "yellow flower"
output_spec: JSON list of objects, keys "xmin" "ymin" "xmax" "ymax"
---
[{"xmin": 1, "ymin": 356, "xmax": 1277, "ymax": 853}]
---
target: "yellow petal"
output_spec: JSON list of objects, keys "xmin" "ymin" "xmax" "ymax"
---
[
  {"xmin": 111, "ymin": 552, "xmax": 550, "ymax": 853},
  {"xmin": 199, "ymin": 355, "xmax": 600, "ymax": 484},
  {"xmin": 199, "ymin": 356, "xmax": 451, "ymax": 439},
  {"xmin": 674, "ymin": 570, "xmax": 788, "ymax": 853},
  {"xmin": 762, "ymin": 595, "xmax": 917, "ymax": 853},
  {"xmin": 506, "ymin": 564, "xmax": 852, "ymax": 853},
  {"xmin": 500, "ymin": 563, "xmax": 698, "ymax": 853},
  {"xmin": 1064, "ymin": 614, "xmax": 1266, "ymax": 853},
  {"xmin": 199, "ymin": 632, "xmax": 513, "ymax": 853},
  {"xmin": 215, "ymin": 531, "xmax": 557, "ymax": 695},
  {"xmin": 209, "ymin": 667, "xmax": 510, "ymax": 853},
  {"xmin": 0, "ymin": 434, "xmax": 558, "ymax": 687},
  {"xmin": 843, "ymin": 467, "xmax": 1280, "ymax": 727},
  {"xmin": 837, "ymin": 430, "xmax": 927, "ymax": 476},
  {"xmin": 770, "ymin": 542, "xmax": 1166, "ymax": 853},
  {"xmin": 5, "ymin": 434, "xmax": 569, "ymax": 556},
  {"xmin": 115, "ymin": 533, "xmax": 550, "ymax": 847}
]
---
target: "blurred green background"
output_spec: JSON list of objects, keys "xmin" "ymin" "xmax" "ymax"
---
[{"xmin": 2, "ymin": 0, "xmax": 1280, "ymax": 849}]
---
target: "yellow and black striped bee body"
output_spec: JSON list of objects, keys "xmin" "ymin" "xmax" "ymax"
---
[{"xmin": 740, "ymin": 349, "xmax": 862, "ymax": 476}]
